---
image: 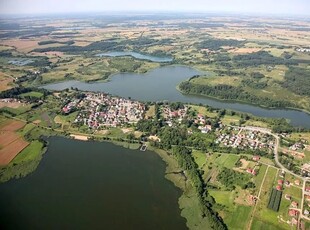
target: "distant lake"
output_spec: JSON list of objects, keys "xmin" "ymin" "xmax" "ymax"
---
[
  {"xmin": 41, "ymin": 66, "xmax": 310, "ymax": 128},
  {"xmin": 8, "ymin": 59, "xmax": 34, "ymax": 66},
  {"xmin": 96, "ymin": 51, "xmax": 173, "ymax": 62},
  {"xmin": 0, "ymin": 137, "xmax": 187, "ymax": 230}
]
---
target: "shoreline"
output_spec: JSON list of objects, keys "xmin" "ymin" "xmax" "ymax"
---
[{"xmin": 176, "ymin": 84, "xmax": 310, "ymax": 115}]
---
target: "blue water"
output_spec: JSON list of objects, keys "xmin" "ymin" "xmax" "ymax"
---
[
  {"xmin": 95, "ymin": 51, "xmax": 173, "ymax": 62},
  {"xmin": 41, "ymin": 66, "xmax": 310, "ymax": 128}
]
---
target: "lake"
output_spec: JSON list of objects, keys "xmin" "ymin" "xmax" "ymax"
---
[
  {"xmin": 41, "ymin": 66, "xmax": 310, "ymax": 128},
  {"xmin": 8, "ymin": 59, "xmax": 34, "ymax": 66},
  {"xmin": 95, "ymin": 51, "xmax": 173, "ymax": 62},
  {"xmin": 0, "ymin": 137, "xmax": 187, "ymax": 230}
]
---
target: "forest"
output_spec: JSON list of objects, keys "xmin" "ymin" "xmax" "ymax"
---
[
  {"xmin": 179, "ymin": 81, "xmax": 296, "ymax": 108},
  {"xmin": 281, "ymin": 67, "xmax": 310, "ymax": 96}
]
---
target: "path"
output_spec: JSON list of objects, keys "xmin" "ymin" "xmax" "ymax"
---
[{"xmin": 247, "ymin": 165, "xmax": 270, "ymax": 230}]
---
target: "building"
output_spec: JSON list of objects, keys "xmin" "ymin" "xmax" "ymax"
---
[
  {"xmin": 285, "ymin": 194, "xmax": 291, "ymax": 200},
  {"xmin": 288, "ymin": 209, "xmax": 298, "ymax": 217},
  {"xmin": 294, "ymin": 180, "xmax": 300, "ymax": 186},
  {"xmin": 291, "ymin": 201, "xmax": 298, "ymax": 208}
]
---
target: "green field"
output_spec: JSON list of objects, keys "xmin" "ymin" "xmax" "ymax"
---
[
  {"xmin": 209, "ymin": 190, "xmax": 252, "ymax": 229},
  {"xmin": 192, "ymin": 150, "xmax": 206, "ymax": 168},
  {"xmin": 252, "ymin": 167, "xmax": 291, "ymax": 229},
  {"xmin": 0, "ymin": 140, "xmax": 45, "ymax": 183},
  {"xmin": 20, "ymin": 91, "xmax": 43, "ymax": 98},
  {"xmin": 214, "ymin": 154, "xmax": 240, "ymax": 168},
  {"xmin": 253, "ymin": 164, "xmax": 268, "ymax": 190}
]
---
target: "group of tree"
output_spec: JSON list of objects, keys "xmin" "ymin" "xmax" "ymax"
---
[
  {"xmin": 196, "ymin": 38, "xmax": 244, "ymax": 51},
  {"xmin": 280, "ymin": 67, "xmax": 310, "ymax": 96},
  {"xmin": 179, "ymin": 81, "xmax": 296, "ymax": 109},
  {"xmin": 33, "ymin": 37, "xmax": 172, "ymax": 54},
  {"xmin": 217, "ymin": 167, "xmax": 250, "ymax": 191},
  {"xmin": 172, "ymin": 146, "xmax": 227, "ymax": 229}
]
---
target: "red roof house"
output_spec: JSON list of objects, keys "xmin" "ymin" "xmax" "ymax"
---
[
  {"xmin": 253, "ymin": 156, "xmax": 260, "ymax": 161},
  {"xmin": 291, "ymin": 201, "xmax": 298, "ymax": 208},
  {"xmin": 288, "ymin": 210, "xmax": 298, "ymax": 217}
]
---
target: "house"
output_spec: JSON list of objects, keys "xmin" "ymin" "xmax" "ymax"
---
[
  {"xmin": 276, "ymin": 185, "xmax": 282, "ymax": 191},
  {"xmin": 291, "ymin": 218, "xmax": 298, "ymax": 225},
  {"xmin": 306, "ymin": 195, "xmax": 310, "ymax": 202},
  {"xmin": 304, "ymin": 209, "xmax": 309, "ymax": 216},
  {"xmin": 247, "ymin": 168, "xmax": 253, "ymax": 174},
  {"xmin": 288, "ymin": 209, "xmax": 298, "ymax": 217},
  {"xmin": 294, "ymin": 180, "xmax": 300, "ymax": 186},
  {"xmin": 285, "ymin": 181, "xmax": 290, "ymax": 187},
  {"xmin": 291, "ymin": 201, "xmax": 298, "ymax": 208},
  {"xmin": 305, "ymin": 187, "xmax": 310, "ymax": 193},
  {"xmin": 278, "ymin": 180, "xmax": 283, "ymax": 185},
  {"xmin": 285, "ymin": 194, "xmax": 291, "ymax": 200},
  {"xmin": 253, "ymin": 156, "xmax": 260, "ymax": 161}
]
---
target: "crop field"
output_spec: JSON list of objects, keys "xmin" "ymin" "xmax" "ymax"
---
[
  {"xmin": 267, "ymin": 188, "xmax": 282, "ymax": 212},
  {"xmin": 0, "ymin": 138, "xmax": 29, "ymax": 165},
  {"xmin": 253, "ymin": 164, "xmax": 268, "ymax": 190},
  {"xmin": 251, "ymin": 167, "xmax": 291, "ymax": 229},
  {"xmin": 0, "ymin": 120, "xmax": 29, "ymax": 165}
]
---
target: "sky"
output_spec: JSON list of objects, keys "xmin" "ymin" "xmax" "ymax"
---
[{"xmin": 0, "ymin": 0, "xmax": 309, "ymax": 16}]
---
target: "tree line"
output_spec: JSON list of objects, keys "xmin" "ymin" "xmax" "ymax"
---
[{"xmin": 179, "ymin": 81, "xmax": 296, "ymax": 109}]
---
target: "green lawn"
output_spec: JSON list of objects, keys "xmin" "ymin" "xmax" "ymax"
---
[
  {"xmin": 209, "ymin": 190, "xmax": 252, "ymax": 229},
  {"xmin": 254, "ymin": 164, "xmax": 268, "ymax": 191},
  {"xmin": 192, "ymin": 150, "xmax": 206, "ymax": 168},
  {"xmin": 0, "ymin": 140, "xmax": 45, "ymax": 183},
  {"xmin": 209, "ymin": 190, "xmax": 235, "ymax": 212},
  {"xmin": 252, "ymin": 167, "xmax": 291, "ymax": 229},
  {"xmin": 18, "ymin": 123, "xmax": 36, "ymax": 136},
  {"xmin": 20, "ymin": 91, "xmax": 43, "ymax": 98},
  {"xmin": 12, "ymin": 140, "xmax": 43, "ymax": 164},
  {"xmin": 225, "ymin": 205, "xmax": 253, "ymax": 230},
  {"xmin": 251, "ymin": 218, "xmax": 285, "ymax": 230},
  {"xmin": 214, "ymin": 154, "xmax": 240, "ymax": 168},
  {"xmin": 283, "ymin": 185, "xmax": 302, "ymax": 203}
]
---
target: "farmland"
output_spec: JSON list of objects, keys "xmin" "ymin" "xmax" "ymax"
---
[
  {"xmin": 0, "ymin": 13, "xmax": 309, "ymax": 229},
  {"xmin": 0, "ymin": 119, "xmax": 29, "ymax": 165}
]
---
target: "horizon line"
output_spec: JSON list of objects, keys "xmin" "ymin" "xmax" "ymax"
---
[{"xmin": 0, "ymin": 10, "xmax": 309, "ymax": 19}]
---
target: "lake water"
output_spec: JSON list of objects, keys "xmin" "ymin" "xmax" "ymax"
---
[
  {"xmin": 0, "ymin": 137, "xmax": 187, "ymax": 230},
  {"xmin": 95, "ymin": 51, "xmax": 173, "ymax": 62},
  {"xmin": 8, "ymin": 59, "xmax": 34, "ymax": 66},
  {"xmin": 41, "ymin": 66, "xmax": 310, "ymax": 128}
]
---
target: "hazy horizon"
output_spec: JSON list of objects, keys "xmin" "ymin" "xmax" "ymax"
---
[{"xmin": 0, "ymin": 0, "xmax": 309, "ymax": 17}]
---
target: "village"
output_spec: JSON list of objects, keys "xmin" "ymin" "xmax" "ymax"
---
[
  {"xmin": 215, "ymin": 126, "xmax": 275, "ymax": 152},
  {"xmin": 62, "ymin": 93, "xmax": 145, "ymax": 128}
]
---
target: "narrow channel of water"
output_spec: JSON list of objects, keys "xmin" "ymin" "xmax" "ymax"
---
[
  {"xmin": 0, "ymin": 137, "xmax": 187, "ymax": 230},
  {"xmin": 41, "ymin": 66, "xmax": 310, "ymax": 128}
]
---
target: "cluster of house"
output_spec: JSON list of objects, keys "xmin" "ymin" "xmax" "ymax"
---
[
  {"xmin": 162, "ymin": 105, "xmax": 187, "ymax": 127},
  {"xmin": 161, "ymin": 107, "xmax": 215, "ymax": 134},
  {"xmin": 62, "ymin": 99, "xmax": 80, "ymax": 114},
  {"xmin": 246, "ymin": 156, "xmax": 260, "ymax": 176},
  {"xmin": 195, "ymin": 114, "xmax": 213, "ymax": 133},
  {"xmin": 215, "ymin": 128, "xmax": 274, "ymax": 151},
  {"xmin": 66, "ymin": 93, "xmax": 145, "ymax": 128},
  {"xmin": 296, "ymin": 47, "xmax": 310, "ymax": 53},
  {"xmin": 0, "ymin": 98, "xmax": 27, "ymax": 105},
  {"xmin": 289, "ymin": 142, "xmax": 305, "ymax": 151}
]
